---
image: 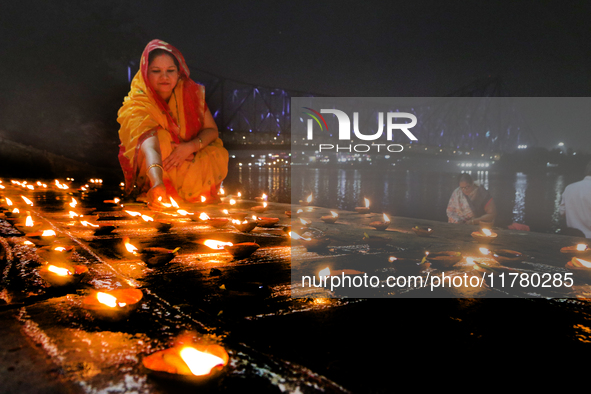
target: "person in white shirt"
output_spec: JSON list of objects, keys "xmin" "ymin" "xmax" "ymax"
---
[{"xmin": 560, "ymin": 161, "xmax": 591, "ymax": 238}]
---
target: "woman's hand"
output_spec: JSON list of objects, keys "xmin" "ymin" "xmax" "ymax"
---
[
  {"xmin": 163, "ymin": 142, "xmax": 196, "ymax": 171},
  {"xmin": 147, "ymin": 183, "xmax": 168, "ymax": 211}
]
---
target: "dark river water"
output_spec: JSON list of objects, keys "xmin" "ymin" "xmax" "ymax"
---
[{"xmin": 224, "ymin": 161, "xmax": 580, "ymax": 234}]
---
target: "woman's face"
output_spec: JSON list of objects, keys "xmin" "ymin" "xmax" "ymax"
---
[
  {"xmin": 147, "ymin": 53, "xmax": 179, "ymax": 101},
  {"xmin": 459, "ymin": 181, "xmax": 475, "ymax": 196}
]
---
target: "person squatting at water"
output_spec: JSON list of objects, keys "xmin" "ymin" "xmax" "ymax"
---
[
  {"xmin": 446, "ymin": 173, "xmax": 497, "ymax": 225},
  {"xmin": 559, "ymin": 160, "xmax": 591, "ymax": 238},
  {"xmin": 117, "ymin": 39, "xmax": 229, "ymax": 210}
]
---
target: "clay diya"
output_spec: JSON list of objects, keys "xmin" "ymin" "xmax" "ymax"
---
[
  {"xmin": 14, "ymin": 213, "xmax": 42, "ymax": 233},
  {"xmin": 4, "ymin": 207, "xmax": 21, "ymax": 219},
  {"xmin": 254, "ymin": 193, "xmax": 267, "ymax": 202},
  {"xmin": 355, "ymin": 198, "xmax": 371, "ymax": 214},
  {"xmin": 565, "ymin": 257, "xmax": 591, "ymax": 283},
  {"xmin": 224, "ymin": 242, "xmax": 260, "ymax": 259},
  {"xmin": 291, "ymin": 232, "xmax": 330, "ymax": 252},
  {"xmin": 39, "ymin": 263, "xmax": 88, "ymax": 287},
  {"xmin": 26, "ymin": 229, "xmax": 59, "ymax": 247},
  {"xmin": 250, "ymin": 202, "xmax": 268, "ymax": 213},
  {"xmin": 231, "ymin": 219, "xmax": 257, "ymax": 233},
  {"xmin": 82, "ymin": 289, "xmax": 143, "ymax": 322},
  {"xmin": 38, "ymin": 245, "xmax": 76, "ymax": 262},
  {"xmin": 426, "ymin": 251, "xmax": 463, "ymax": 270},
  {"xmin": 139, "ymin": 247, "xmax": 180, "ymax": 267},
  {"xmin": 412, "ymin": 226, "xmax": 433, "ymax": 237},
  {"xmin": 229, "ymin": 211, "xmax": 248, "ymax": 221},
  {"xmin": 491, "ymin": 249, "xmax": 524, "ymax": 267},
  {"xmin": 78, "ymin": 220, "xmax": 116, "ymax": 235},
  {"xmin": 208, "ymin": 218, "xmax": 229, "ymax": 228},
  {"xmin": 560, "ymin": 243, "xmax": 591, "ymax": 256},
  {"xmin": 142, "ymin": 342, "xmax": 229, "ymax": 385},
  {"xmin": 471, "ymin": 228, "xmax": 497, "ymax": 243},
  {"xmin": 256, "ymin": 217, "xmax": 279, "ymax": 228},
  {"xmin": 321, "ymin": 211, "xmax": 339, "ymax": 224},
  {"xmin": 370, "ymin": 213, "xmax": 391, "ymax": 230}
]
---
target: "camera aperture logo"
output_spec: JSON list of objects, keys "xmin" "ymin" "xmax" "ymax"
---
[{"xmin": 302, "ymin": 107, "xmax": 418, "ymax": 153}]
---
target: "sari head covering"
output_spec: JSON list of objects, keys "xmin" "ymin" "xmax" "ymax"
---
[{"xmin": 118, "ymin": 39, "xmax": 226, "ymax": 201}]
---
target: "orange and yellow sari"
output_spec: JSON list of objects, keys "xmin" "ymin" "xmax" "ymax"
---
[{"xmin": 117, "ymin": 40, "xmax": 228, "ymax": 203}]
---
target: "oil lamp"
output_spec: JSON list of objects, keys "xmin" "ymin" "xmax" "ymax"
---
[
  {"xmin": 389, "ymin": 256, "xmax": 429, "ymax": 275},
  {"xmin": 561, "ymin": 243, "xmax": 590, "ymax": 256},
  {"xmin": 256, "ymin": 216, "xmax": 279, "ymax": 228},
  {"xmin": 208, "ymin": 217, "xmax": 229, "ymax": 228},
  {"xmin": 229, "ymin": 211, "xmax": 248, "ymax": 221},
  {"xmin": 231, "ymin": 219, "xmax": 257, "ymax": 233},
  {"xmin": 321, "ymin": 211, "xmax": 339, "ymax": 224},
  {"xmin": 39, "ymin": 263, "xmax": 88, "ymax": 287},
  {"xmin": 369, "ymin": 213, "xmax": 390, "ymax": 230},
  {"xmin": 490, "ymin": 249, "xmax": 524, "ymax": 267},
  {"xmin": 299, "ymin": 193, "xmax": 313, "ymax": 206},
  {"xmin": 426, "ymin": 251, "xmax": 463, "ymax": 270},
  {"xmin": 20, "ymin": 195, "xmax": 34, "ymax": 207},
  {"xmin": 565, "ymin": 257, "xmax": 591, "ymax": 283},
  {"xmin": 26, "ymin": 229, "xmax": 58, "ymax": 246},
  {"xmin": 412, "ymin": 226, "xmax": 433, "ymax": 237},
  {"xmin": 471, "ymin": 228, "xmax": 497, "ymax": 243},
  {"xmin": 291, "ymin": 231, "xmax": 330, "ymax": 252},
  {"xmin": 142, "ymin": 340, "xmax": 229, "ymax": 384},
  {"xmin": 355, "ymin": 198, "xmax": 370, "ymax": 213},
  {"xmin": 4, "ymin": 207, "xmax": 20, "ymax": 220},
  {"xmin": 251, "ymin": 202, "xmax": 268, "ymax": 213},
  {"xmin": 82, "ymin": 289, "xmax": 143, "ymax": 321},
  {"xmin": 254, "ymin": 193, "xmax": 267, "ymax": 202},
  {"xmin": 140, "ymin": 247, "xmax": 180, "ymax": 267},
  {"xmin": 203, "ymin": 239, "xmax": 260, "ymax": 259}
]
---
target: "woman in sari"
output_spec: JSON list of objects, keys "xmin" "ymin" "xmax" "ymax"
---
[
  {"xmin": 446, "ymin": 173, "xmax": 496, "ymax": 225},
  {"xmin": 118, "ymin": 39, "xmax": 229, "ymax": 209}
]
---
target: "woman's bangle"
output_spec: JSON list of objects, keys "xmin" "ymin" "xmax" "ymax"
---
[{"xmin": 147, "ymin": 163, "xmax": 164, "ymax": 172}]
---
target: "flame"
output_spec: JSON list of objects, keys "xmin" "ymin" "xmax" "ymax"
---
[
  {"xmin": 47, "ymin": 265, "xmax": 72, "ymax": 276},
  {"xmin": 157, "ymin": 196, "xmax": 172, "ymax": 208},
  {"xmin": 80, "ymin": 221, "xmax": 99, "ymax": 228},
  {"xmin": 466, "ymin": 257, "xmax": 475, "ymax": 265},
  {"xmin": 576, "ymin": 244, "xmax": 588, "ymax": 251},
  {"xmin": 170, "ymin": 197, "xmax": 180, "ymax": 209},
  {"xmin": 290, "ymin": 232, "xmax": 311, "ymax": 241},
  {"xmin": 331, "ymin": 211, "xmax": 339, "ymax": 218},
  {"xmin": 319, "ymin": 267, "xmax": 330, "ymax": 277},
  {"xmin": 141, "ymin": 215, "xmax": 154, "ymax": 222},
  {"xmin": 12, "ymin": 208, "xmax": 19, "ymax": 214},
  {"xmin": 177, "ymin": 209, "xmax": 193, "ymax": 216},
  {"xmin": 41, "ymin": 230, "xmax": 56, "ymax": 237},
  {"xmin": 222, "ymin": 209, "xmax": 229, "ymax": 215},
  {"xmin": 0, "ymin": 185, "xmax": 4, "ymax": 189},
  {"xmin": 577, "ymin": 258, "xmax": 591, "ymax": 268},
  {"xmin": 54, "ymin": 247, "xmax": 66, "ymax": 252},
  {"xmin": 299, "ymin": 218, "xmax": 310, "ymax": 225},
  {"xmin": 306, "ymin": 193, "xmax": 313, "ymax": 203},
  {"xmin": 364, "ymin": 198, "xmax": 370, "ymax": 208},
  {"xmin": 23, "ymin": 240, "xmax": 34, "ymax": 245},
  {"xmin": 219, "ymin": 188, "xmax": 225, "ymax": 195},
  {"xmin": 479, "ymin": 247, "xmax": 490, "ymax": 255},
  {"xmin": 262, "ymin": 193, "xmax": 267, "ymax": 200},
  {"xmin": 69, "ymin": 211, "xmax": 79, "ymax": 218},
  {"xmin": 252, "ymin": 215, "xmax": 258, "ymax": 221},
  {"xmin": 125, "ymin": 210, "xmax": 142, "ymax": 217},
  {"xmin": 114, "ymin": 198, "xmax": 120, "ymax": 204},
  {"xmin": 297, "ymin": 209, "xmax": 303, "ymax": 214},
  {"xmin": 201, "ymin": 196, "xmax": 206, "ymax": 203},
  {"xmin": 382, "ymin": 213, "xmax": 390, "ymax": 222},
  {"xmin": 124, "ymin": 238, "xmax": 139, "ymax": 254},
  {"xmin": 231, "ymin": 219, "xmax": 242, "ymax": 225},
  {"xmin": 237, "ymin": 192, "xmax": 242, "ymax": 197},
  {"xmin": 179, "ymin": 346, "xmax": 225, "ymax": 376},
  {"xmin": 230, "ymin": 199, "xmax": 236, "ymax": 205},
  {"xmin": 389, "ymin": 256, "xmax": 397, "ymax": 262},
  {"xmin": 27, "ymin": 185, "xmax": 34, "ymax": 190},
  {"xmin": 203, "ymin": 240, "xmax": 233, "ymax": 250},
  {"xmin": 21, "ymin": 196, "xmax": 34, "ymax": 206},
  {"xmin": 482, "ymin": 228, "xmax": 493, "ymax": 236},
  {"xmin": 25, "ymin": 215, "xmax": 34, "ymax": 227},
  {"xmin": 97, "ymin": 292, "xmax": 126, "ymax": 308},
  {"xmin": 199, "ymin": 213, "xmax": 210, "ymax": 220},
  {"xmin": 70, "ymin": 197, "xmax": 78, "ymax": 208},
  {"xmin": 263, "ymin": 202, "xmax": 267, "ymax": 208}
]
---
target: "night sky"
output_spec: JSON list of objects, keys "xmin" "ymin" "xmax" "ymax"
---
[{"xmin": 1, "ymin": 0, "xmax": 590, "ymax": 164}]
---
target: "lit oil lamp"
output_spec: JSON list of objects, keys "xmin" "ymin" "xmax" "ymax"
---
[
  {"xmin": 203, "ymin": 239, "xmax": 260, "ymax": 259},
  {"xmin": 490, "ymin": 249, "xmax": 524, "ymax": 267},
  {"xmin": 38, "ymin": 245, "xmax": 76, "ymax": 262},
  {"xmin": 15, "ymin": 212, "xmax": 41, "ymax": 232},
  {"xmin": 254, "ymin": 193, "xmax": 267, "ymax": 202},
  {"xmin": 39, "ymin": 263, "xmax": 88, "ymax": 287},
  {"xmin": 4, "ymin": 207, "xmax": 20, "ymax": 219},
  {"xmin": 471, "ymin": 228, "xmax": 498, "ymax": 243},
  {"xmin": 231, "ymin": 219, "xmax": 257, "ymax": 233},
  {"xmin": 123, "ymin": 237, "xmax": 140, "ymax": 256},
  {"xmin": 298, "ymin": 218, "xmax": 311, "ymax": 228},
  {"xmin": 560, "ymin": 243, "xmax": 591, "ymax": 256},
  {"xmin": 317, "ymin": 266, "xmax": 365, "ymax": 279},
  {"xmin": 68, "ymin": 197, "xmax": 96, "ymax": 215},
  {"xmin": 426, "ymin": 251, "xmax": 463, "ymax": 270},
  {"xmin": 82, "ymin": 289, "xmax": 143, "ymax": 321},
  {"xmin": 355, "ymin": 198, "xmax": 370, "ymax": 214},
  {"xmin": 21, "ymin": 195, "xmax": 34, "ymax": 207},
  {"xmin": 370, "ymin": 213, "xmax": 390, "ymax": 230},
  {"xmin": 256, "ymin": 216, "xmax": 279, "ymax": 228},
  {"xmin": 565, "ymin": 257, "xmax": 591, "ymax": 283},
  {"xmin": 412, "ymin": 226, "xmax": 434, "ymax": 237},
  {"xmin": 26, "ymin": 229, "xmax": 58, "ymax": 246},
  {"xmin": 2, "ymin": 197, "xmax": 14, "ymax": 212},
  {"xmin": 251, "ymin": 202, "xmax": 268, "ymax": 213},
  {"xmin": 291, "ymin": 231, "xmax": 330, "ymax": 252},
  {"xmin": 389, "ymin": 256, "xmax": 429, "ymax": 275},
  {"xmin": 80, "ymin": 220, "xmax": 116, "ymax": 236},
  {"xmin": 321, "ymin": 211, "xmax": 339, "ymax": 224},
  {"xmin": 142, "ymin": 341, "xmax": 229, "ymax": 384},
  {"xmin": 299, "ymin": 193, "xmax": 313, "ymax": 206}
]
